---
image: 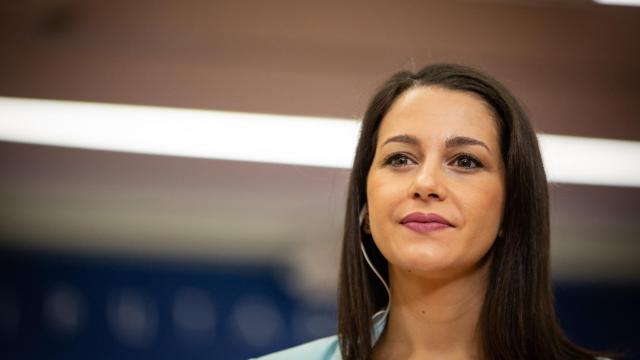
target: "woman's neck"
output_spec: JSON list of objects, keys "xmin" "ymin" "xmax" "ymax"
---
[{"xmin": 372, "ymin": 262, "xmax": 489, "ymax": 360}]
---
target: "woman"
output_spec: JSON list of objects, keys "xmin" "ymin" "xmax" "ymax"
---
[{"xmin": 255, "ymin": 64, "xmax": 611, "ymax": 359}]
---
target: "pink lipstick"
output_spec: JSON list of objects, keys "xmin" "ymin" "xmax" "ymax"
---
[{"xmin": 400, "ymin": 212, "xmax": 453, "ymax": 233}]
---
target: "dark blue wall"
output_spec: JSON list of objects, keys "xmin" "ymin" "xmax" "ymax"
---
[{"xmin": 0, "ymin": 248, "xmax": 636, "ymax": 360}]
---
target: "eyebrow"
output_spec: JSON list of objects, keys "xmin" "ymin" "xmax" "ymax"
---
[
  {"xmin": 382, "ymin": 134, "xmax": 491, "ymax": 152},
  {"xmin": 382, "ymin": 134, "xmax": 419, "ymax": 147}
]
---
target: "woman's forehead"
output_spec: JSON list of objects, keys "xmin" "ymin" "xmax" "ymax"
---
[{"xmin": 377, "ymin": 86, "xmax": 500, "ymax": 148}]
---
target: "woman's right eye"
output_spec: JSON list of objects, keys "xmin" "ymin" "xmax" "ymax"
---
[{"xmin": 383, "ymin": 153, "xmax": 415, "ymax": 168}]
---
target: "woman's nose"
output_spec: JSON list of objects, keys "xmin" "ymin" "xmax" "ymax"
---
[{"xmin": 409, "ymin": 161, "xmax": 447, "ymax": 201}]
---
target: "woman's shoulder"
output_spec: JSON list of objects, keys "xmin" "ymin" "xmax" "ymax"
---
[{"xmin": 250, "ymin": 335, "xmax": 340, "ymax": 360}]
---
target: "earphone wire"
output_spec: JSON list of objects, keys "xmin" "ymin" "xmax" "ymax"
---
[{"xmin": 359, "ymin": 205, "xmax": 391, "ymax": 321}]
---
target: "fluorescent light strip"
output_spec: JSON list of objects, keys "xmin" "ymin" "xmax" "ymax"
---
[
  {"xmin": 538, "ymin": 134, "xmax": 640, "ymax": 188},
  {"xmin": 0, "ymin": 96, "xmax": 360, "ymax": 169},
  {"xmin": 1, "ymin": 96, "xmax": 639, "ymax": 188},
  {"xmin": 594, "ymin": 0, "xmax": 640, "ymax": 6}
]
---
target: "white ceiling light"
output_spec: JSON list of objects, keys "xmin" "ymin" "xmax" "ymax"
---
[
  {"xmin": 538, "ymin": 134, "xmax": 640, "ymax": 188},
  {"xmin": 0, "ymin": 96, "xmax": 360, "ymax": 169},
  {"xmin": 1, "ymin": 96, "xmax": 639, "ymax": 188},
  {"xmin": 593, "ymin": 0, "xmax": 640, "ymax": 6}
]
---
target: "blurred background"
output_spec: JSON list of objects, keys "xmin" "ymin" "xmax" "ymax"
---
[{"xmin": 0, "ymin": 0, "xmax": 639, "ymax": 359}]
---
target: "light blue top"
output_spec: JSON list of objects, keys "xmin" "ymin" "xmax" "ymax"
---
[
  {"xmin": 251, "ymin": 312, "xmax": 387, "ymax": 360},
  {"xmin": 251, "ymin": 311, "xmax": 612, "ymax": 360}
]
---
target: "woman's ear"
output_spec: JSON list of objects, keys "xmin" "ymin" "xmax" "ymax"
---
[
  {"xmin": 359, "ymin": 203, "xmax": 371, "ymax": 234},
  {"xmin": 363, "ymin": 215, "xmax": 371, "ymax": 234}
]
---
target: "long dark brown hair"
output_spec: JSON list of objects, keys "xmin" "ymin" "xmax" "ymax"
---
[{"xmin": 337, "ymin": 63, "xmax": 608, "ymax": 359}]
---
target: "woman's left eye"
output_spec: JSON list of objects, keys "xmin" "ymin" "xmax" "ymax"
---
[{"xmin": 452, "ymin": 154, "xmax": 483, "ymax": 169}]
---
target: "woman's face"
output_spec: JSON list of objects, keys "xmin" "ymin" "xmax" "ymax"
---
[{"xmin": 366, "ymin": 86, "xmax": 505, "ymax": 279}]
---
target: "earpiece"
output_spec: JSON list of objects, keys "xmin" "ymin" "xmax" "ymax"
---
[{"xmin": 358, "ymin": 203, "xmax": 390, "ymax": 321}]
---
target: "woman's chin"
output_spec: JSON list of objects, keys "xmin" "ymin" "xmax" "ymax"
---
[
  {"xmin": 393, "ymin": 255, "xmax": 455, "ymax": 277},
  {"xmin": 391, "ymin": 252, "xmax": 482, "ymax": 280}
]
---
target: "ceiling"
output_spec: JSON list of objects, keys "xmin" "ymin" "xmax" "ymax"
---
[{"xmin": 0, "ymin": 0, "xmax": 638, "ymax": 300}]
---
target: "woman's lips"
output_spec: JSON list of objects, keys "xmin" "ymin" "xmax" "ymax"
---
[{"xmin": 400, "ymin": 212, "xmax": 453, "ymax": 233}]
